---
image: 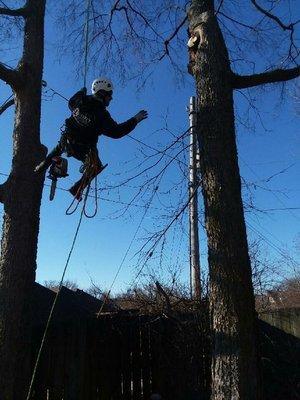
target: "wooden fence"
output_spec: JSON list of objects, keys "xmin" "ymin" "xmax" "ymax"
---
[{"xmin": 30, "ymin": 314, "xmax": 210, "ymax": 400}]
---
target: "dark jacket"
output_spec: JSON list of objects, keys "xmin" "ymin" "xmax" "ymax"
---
[{"xmin": 65, "ymin": 88, "xmax": 137, "ymax": 146}]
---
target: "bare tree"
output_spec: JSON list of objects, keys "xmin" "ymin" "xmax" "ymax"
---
[
  {"xmin": 115, "ymin": 277, "xmax": 194, "ymax": 314},
  {"xmin": 270, "ymin": 273, "xmax": 300, "ymax": 308},
  {"xmin": 187, "ymin": 1, "xmax": 300, "ymax": 399},
  {"xmin": 0, "ymin": 1, "xmax": 46, "ymax": 399},
  {"xmin": 43, "ymin": 279, "xmax": 79, "ymax": 292}
]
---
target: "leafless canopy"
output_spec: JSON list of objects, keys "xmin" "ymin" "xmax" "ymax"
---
[
  {"xmin": 49, "ymin": 1, "xmax": 300, "ymax": 88},
  {"xmin": 55, "ymin": 0, "xmax": 189, "ymax": 87}
]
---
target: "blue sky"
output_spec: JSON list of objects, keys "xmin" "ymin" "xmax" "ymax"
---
[{"xmin": 0, "ymin": 0, "xmax": 299, "ymax": 294}]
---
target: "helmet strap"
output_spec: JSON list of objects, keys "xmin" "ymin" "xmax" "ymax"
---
[{"xmin": 93, "ymin": 91, "xmax": 105, "ymax": 101}]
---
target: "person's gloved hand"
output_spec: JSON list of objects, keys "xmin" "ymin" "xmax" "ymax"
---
[
  {"xmin": 80, "ymin": 87, "xmax": 87, "ymax": 95},
  {"xmin": 134, "ymin": 110, "xmax": 148, "ymax": 123}
]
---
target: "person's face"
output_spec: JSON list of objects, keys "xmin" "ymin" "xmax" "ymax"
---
[{"xmin": 103, "ymin": 91, "xmax": 113, "ymax": 106}]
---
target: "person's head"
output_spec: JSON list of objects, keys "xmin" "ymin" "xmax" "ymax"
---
[{"xmin": 91, "ymin": 77, "xmax": 113, "ymax": 106}]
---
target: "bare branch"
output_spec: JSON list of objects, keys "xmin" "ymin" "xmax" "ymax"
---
[
  {"xmin": 0, "ymin": 182, "xmax": 6, "ymax": 203},
  {"xmin": 250, "ymin": 0, "xmax": 299, "ymax": 31},
  {"xmin": 218, "ymin": 11, "xmax": 256, "ymax": 30},
  {"xmin": 0, "ymin": 98, "xmax": 14, "ymax": 116},
  {"xmin": 126, "ymin": 1, "xmax": 163, "ymax": 40},
  {"xmin": 105, "ymin": 127, "xmax": 190, "ymax": 191},
  {"xmin": 159, "ymin": 16, "xmax": 188, "ymax": 60},
  {"xmin": 155, "ymin": 281, "xmax": 172, "ymax": 314},
  {"xmin": 133, "ymin": 179, "xmax": 201, "ymax": 280},
  {"xmin": 232, "ymin": 66, "xmax": 300, "ymax": 89},
  {"xmin": 250, "ymin": 0, "xmax": 300, "ymax": 62},
  {"xmin": 0, "ymin": 6, "xmax": 27, "ymax": 17},
  {"xmin": 215, "ymin": 0, "xmax": 225, "ymax": 16},
  {"xmin": 114, "ymin": 4, "xmax": 140, "ymax": 38},
  {"xmin": 90, "ymin": 0, "xmax": 123, "ymax": 39},
  {"xmin": 0, "ymin": 63, "xmax": 21, "ymax": 87}
]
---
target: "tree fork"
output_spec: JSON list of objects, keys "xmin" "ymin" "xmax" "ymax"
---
[
  {"xmin": 188, "ymin": 1, "xmax": 259, "ymax": 399},
  {"xmin": 0, "ymin": 6, "xmax": 28, "ymax": 17}
]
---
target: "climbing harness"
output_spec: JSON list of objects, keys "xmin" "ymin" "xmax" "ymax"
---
[
  {"xmin": 48, "ymin": 156, "xmax": 69, "ymax": 201},
  {"xmin": 45, "ymin": 141, "xmax": 108, "ymax": 214}
]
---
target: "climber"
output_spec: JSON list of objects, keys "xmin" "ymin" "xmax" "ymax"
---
[{"xmin": 35, "ymin": 77, "xmax": 148, "ymax": 199}]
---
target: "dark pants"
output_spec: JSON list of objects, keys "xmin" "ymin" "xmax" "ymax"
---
[
  {"xmin": 47, "ymin": 131, "xmax": 101, "ymax": 166},
  {"xmin": 46, "ymin": 131, "xmax": 103, "ymax": 193}
]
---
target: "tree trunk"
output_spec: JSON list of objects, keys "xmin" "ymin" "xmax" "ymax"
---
[
  {"xmin": 0, "ymin": 1, "xmax": 46, "ymax": 399},
  {"xmin": 188, "ymin": 1, "xmax": 259, "ymax": 399}
]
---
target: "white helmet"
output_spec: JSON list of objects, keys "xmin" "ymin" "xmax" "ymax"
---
[{"xmin": 91, "ymin": 77, "xmax": 113, "ymax": 94}]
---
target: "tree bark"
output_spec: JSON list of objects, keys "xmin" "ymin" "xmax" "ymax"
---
[
  {"xmin": 188, "ymin": 1, "xmax": 259, "ymax": 399},
  {"xmin": 233, "ymin": 66, "xmax": 300, "ymax": 89},
  {"xmin": 0, "ymin": 1, "xmax": 46, "ymax": 399},
  {"xmin": 0, "ymin": 6, "xmax": 27, "ymax": 17},
  {"xmin": 0, "ymin": 63, "xmax": 22, "ymax": 87}
]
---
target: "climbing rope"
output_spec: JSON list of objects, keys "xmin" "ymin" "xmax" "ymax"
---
[
  {"xmin": 26, "ymin": 197, "xmax": 88, "ymax": 400},
  {"xmin": 65, "ymin": 150, "xmax": 101, "ymax": 217},
  {"xmin": 65, "ymin": 173, "xmax": 91, "ymax": 216},
  {"xmin": 83, "ymin": 150, "xmax": 100, "ymax": 218},
  {"xmin": 84, "ymin": 174, "xmax": 98, "ymax": 219},
  {"xmin": 66, "ymin": 180, "xmax": 90, "ymax": 215},
  {"xmin": 26, "ymin": 177, "xmax": 156, "ymax": 397},
  {"xmin": 83, "ymin": 0, "xmax": 91, "ymax": 88}
]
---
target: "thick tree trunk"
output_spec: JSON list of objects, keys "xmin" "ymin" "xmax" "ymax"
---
[
  {"xmin": 188, "ymin": 1, "xmax": 259, "ymax": 399},
  {"xmin": 0, "ymin": 1, "xmax": 46, "ymax": 399}
]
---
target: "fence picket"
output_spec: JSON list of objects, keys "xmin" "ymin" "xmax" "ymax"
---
[{"xmin": 31, "ymin": 314, "xmax": 205, "ymax": 399}]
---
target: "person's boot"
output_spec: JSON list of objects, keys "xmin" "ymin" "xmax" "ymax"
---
[
  {"xmin": 69, "ymin": 178, "xmax": 84, "ymax": 201},
  {"xmin": 69, "ymin": 164, "xmax": 108, "ymax": 201}
]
